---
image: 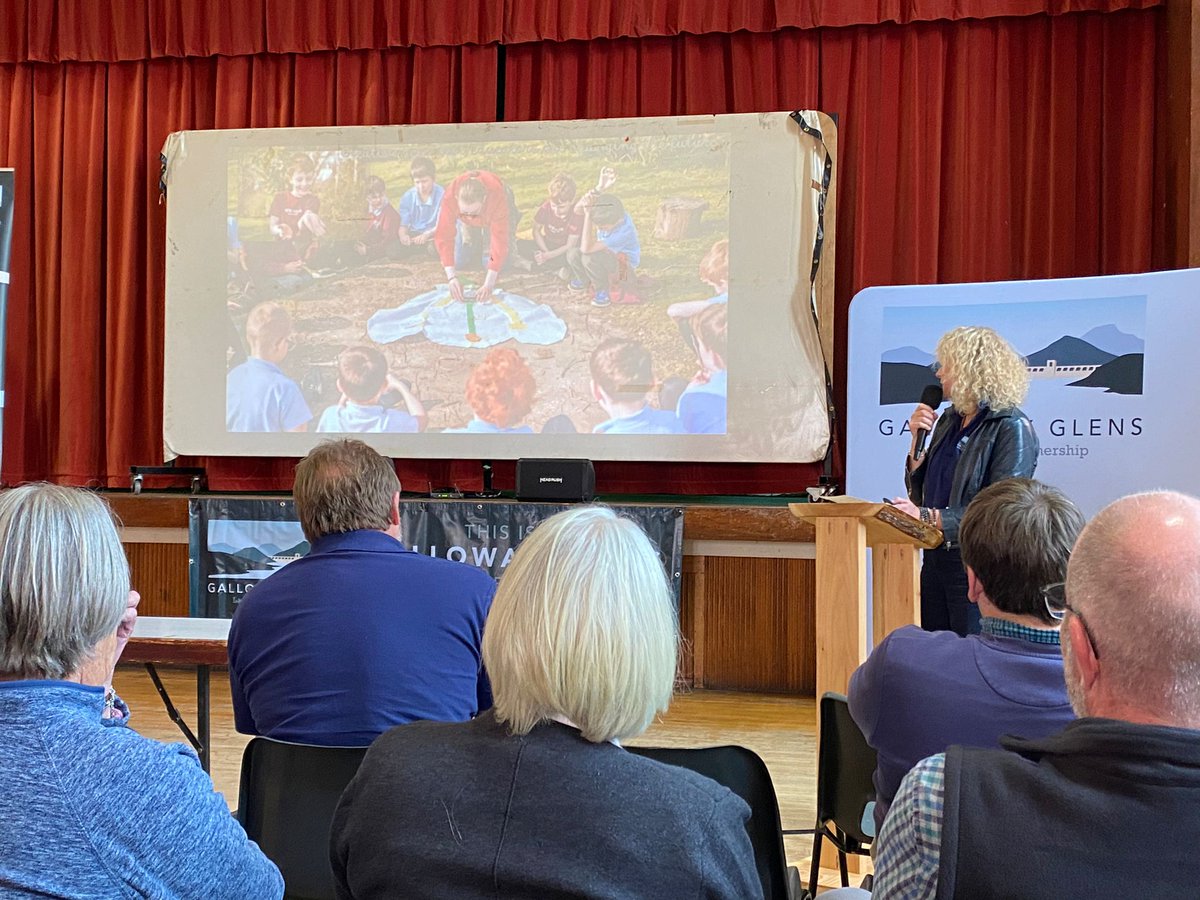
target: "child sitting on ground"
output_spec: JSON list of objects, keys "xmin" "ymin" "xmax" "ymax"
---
[
  {"xmin": 267, "ymin": 153, "xmax": 327, "ymax": 270},
  {"xmin": 529, "ymin": 173, "xmax": 582, "ymax": 272},
  {"xmin": 397, "ymin": 156, "xmax": 444, "ymax": 254},
  {"xmin": 675, "ymin": 303, "xmax": 728, "ymax": 435},
  {"xmin": 589, "ymin": 338, "xmax": 682, "ymax": 434},
  {"xmin": 565, "ymin": 167, "xmax": 641, "ymax": 307},
  {"xmin": 355, "ymin": 175, "xmax": 401, "ymax": 261},
  {"xmin": 317, "ymin": 345, "xmax": 426, "ymax": 433},
  {"xmin": 443, "ymin": 348, "xmax": 536, "ymax": 433},
  {"xmin": 225, "ymin": 302, "xmax": 312, "ymax": 432}
]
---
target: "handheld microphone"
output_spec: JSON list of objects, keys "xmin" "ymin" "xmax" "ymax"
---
[{"xmin": 913, "ymin": 384, "xmax": 944, "ymax": 460}]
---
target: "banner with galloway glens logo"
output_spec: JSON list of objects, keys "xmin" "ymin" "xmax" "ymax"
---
[
  {"xmin": 846, "ymin": 269, "xmax": 1200, "ymax": 518},
  {"xmin": 188, "ymin": 497, "xmax": 683, "ymax": 618}
]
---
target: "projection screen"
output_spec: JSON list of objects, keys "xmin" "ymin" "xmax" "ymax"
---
[{"xmin": 162, "ymin": 111, "xmax": 835, "ymax": 463}]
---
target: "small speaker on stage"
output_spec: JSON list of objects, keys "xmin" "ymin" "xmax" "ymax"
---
[{"xmin": 516, "ymin": 458, "xmax": 596, "ymax": 502}]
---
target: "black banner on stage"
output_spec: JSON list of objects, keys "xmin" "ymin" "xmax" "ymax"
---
[{"xmin": 188, "ymin": 498, "xmax": 684, "ymax": 618}]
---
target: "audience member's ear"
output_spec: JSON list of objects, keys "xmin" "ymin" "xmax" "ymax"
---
[
  {"xmin": 965, "ymin": 567, "xmax": 983, "ymax": 605},
  {"xmin": 1068, "ymin": 615, "xmax": 1100, "ymax": 688}
]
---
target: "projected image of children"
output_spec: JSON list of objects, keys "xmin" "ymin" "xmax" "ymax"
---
[{"xmin": 225, "ymin": 136, "xmax": 731, "ymax": 436}]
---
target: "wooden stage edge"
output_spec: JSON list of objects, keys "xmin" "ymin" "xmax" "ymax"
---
[
  {"xmin": 112, "ymin": 493, "xmax": 821, "ymax": 696},
  {"xmin": 104, "ymin": 493, "xmax": 818, "ymax": 543}
]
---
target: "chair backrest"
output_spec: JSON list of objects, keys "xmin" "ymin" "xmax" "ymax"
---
[
  {"xmin": 237, "ymin": 737, "xmax": 369, "ymax": 900},
  {"xmin": 628, "ymin": 744, "xmax": 791, "ymax": 900},
  {"xmin": 816, "ymin": 692, "xmax": 878, "ymax": 850}
]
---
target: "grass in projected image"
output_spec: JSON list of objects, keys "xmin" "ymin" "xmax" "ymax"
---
[{"xmin": 225, "ymin": 135, "xmax": 730, "ymax": 437}]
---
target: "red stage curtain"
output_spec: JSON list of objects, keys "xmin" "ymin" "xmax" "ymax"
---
[
  {"xmin": 0, "ymin": 4, "xmax": 1163, "ymax": 495},
  {"xmin": 503, "ymin": 0, "xmax": 1158, "ymax": 43},
  {"xmin": 503, "ymin": 8, "xmax": 1158, "ymax": 492},
  {"xmin": 505, "ymin": 29, "xmax": 822, "ymax": 121},
  {"xmin": 0, "ymin": 0, "xmax": 504, "ymax": 62},
  {"xmin": 819, "ymin": 9, "xmax": 1157, "ymax": 422},
  {"xmin": 0, "ymin": 0, "xmax": 1157, "ymax": 62},
  {"xmin": 0, "ymin": 46, "xmax": 497, "ymax": 489},
  {"xmin": 505, "ymin": 30, "xmax": 826, "ymax": 493}
]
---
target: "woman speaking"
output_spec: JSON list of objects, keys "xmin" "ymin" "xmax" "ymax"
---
[{"xmin": 892, "ymin": 326, "xmax": 1039, "ymax": 636}]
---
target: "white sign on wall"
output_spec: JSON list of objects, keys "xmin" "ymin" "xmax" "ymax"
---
[{"xmin": 846, "ymin": 268, "xmax": 1200, "ymax": 517}]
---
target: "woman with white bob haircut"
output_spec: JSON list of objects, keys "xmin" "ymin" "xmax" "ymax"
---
[
  {"xmin": 331, "ymin": 505, "xmax": 762, "ymax": 899},
  {"xmin": 0, "ymin": 484, "xmax": 283, "ymax": 899}
]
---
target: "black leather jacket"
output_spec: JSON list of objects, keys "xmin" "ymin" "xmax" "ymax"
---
[{"xmin": 904, "ymin": 405, "xmax": 1038, "ymax": 545}]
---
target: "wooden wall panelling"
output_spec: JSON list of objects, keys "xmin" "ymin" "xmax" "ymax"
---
[
  {"xmin": 124, "ymin": 543, "xmax": 190, "ymax": 617},
  {"xmin": 109, "ymin": 494, "xmax": 191, "ymax": 528},
  {"xmin": 103, "ymin": 496, "xmax": 819, "ymax": 543},
  {"xmin": 697, "ymin": 556, "xmax": 816, "ymax": 694},
  {"xmin": 676, "ymin": 554, "xmax": 700, "ymax": 686}
]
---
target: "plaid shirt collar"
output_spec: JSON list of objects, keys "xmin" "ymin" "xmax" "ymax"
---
[{"xmin": 980, "ymin": 616, "xmax": 1061, "ymax": 645}]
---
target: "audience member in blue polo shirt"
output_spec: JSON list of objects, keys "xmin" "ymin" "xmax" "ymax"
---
[
  {"xmin": 848, "ymin": 478, "xmax": 1083, "ymax": 835},
  {"xmin": 226, "ymin": 301, "xmax": 312, "ymax": 432},
  {"xmin": 676, "ymin": 303, "xmax": 728, "ymax": 434},
  {"xmin": 589, "ymin": 337, "xmax": 682, "ymax": 435},
  {"xmin": 228, "ymin": 439, "xmax": 496, "ymax": 746},
  {"xmin": 316, "ymin": 345, "xmax": 425, "ymax": 434}
]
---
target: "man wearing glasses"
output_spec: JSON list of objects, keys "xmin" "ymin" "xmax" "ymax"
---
[
  {"xmin": 848, "ymin": 477, "xmax": 1082, "ymax": 836},
  {"xmin": 866, "ymin": 490, "xmax": 1200, "ymax": 899}
]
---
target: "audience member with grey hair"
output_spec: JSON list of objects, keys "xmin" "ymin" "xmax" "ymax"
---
[
  {"xmin": 0, "ymin": 483, "xmax": 282, "ymax": 898},
  {"xmin": 849, "ymin": 477, "xmax": 1082, "ymax": 834},
  {"xmin": 228, "ymin": 438, "xmax": 495, "ymax": 745},
  {"xmin": 330, "ymin": 505, "xmax": 762, "ymax": 899},
  {"xmin": 863, "ymin": 489, "xmax": 1200, "ymax": 899}
]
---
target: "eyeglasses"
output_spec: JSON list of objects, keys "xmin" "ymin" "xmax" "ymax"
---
[{"xmin": 1041, "ymin": 582, "xmax": 1101, "ymax": 660}]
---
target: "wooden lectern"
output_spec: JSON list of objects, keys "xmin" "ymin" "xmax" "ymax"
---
[{"xmin": 789, "ymin": 501, "xmax": 943, "ymax": 703}]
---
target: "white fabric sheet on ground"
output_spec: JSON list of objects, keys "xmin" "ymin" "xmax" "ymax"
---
[{"xmin": 367, "ymin": 285, "xmax": 568, "ymax": 349}]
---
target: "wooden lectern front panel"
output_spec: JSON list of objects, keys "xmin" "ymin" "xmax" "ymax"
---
[{"xmin": 814, "ymin": 517, "xmax": 868, "ymax": 702}]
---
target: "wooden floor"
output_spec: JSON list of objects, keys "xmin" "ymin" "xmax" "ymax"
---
[{"xmin": 112, "ymin": 664, "xmax": 867, "ymax": 892}]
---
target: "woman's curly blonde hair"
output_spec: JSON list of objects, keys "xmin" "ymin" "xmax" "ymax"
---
[{"xmin": 936, "ymin": 326, "xmax": 1029, "ymax": 414}]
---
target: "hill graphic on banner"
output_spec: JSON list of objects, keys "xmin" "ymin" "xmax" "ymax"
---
[
  {"xmin": 1068, "ymin": 353, "xmax": 1144, "ymax": 394},
  {"xmin": 1023, "ymin": 335, "xmax": 1116, "ymax": 367},
  {"xmin": 881, "ymin": 346, "xmax": 935, "ymax": 366},
  {"xmin": 1079, "ymin": 325, "xmax": 1144, "ymax": 356}
]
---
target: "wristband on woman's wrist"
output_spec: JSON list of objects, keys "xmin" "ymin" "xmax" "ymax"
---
[{"xmin": 919, "ymin": 507, "xmax": 934, "ymax": 526}]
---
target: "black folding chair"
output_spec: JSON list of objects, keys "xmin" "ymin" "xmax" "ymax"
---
[
  {"xmin": 629, "ymin": 744, "xmax": 802, "ymax": 900},
  {"xmin": 808, "ymin": 692, "xmax": 878, "ymax": 895},
  {"xmin": 237, "ymin": 737, "xmax": 368, "ymax": 900}
]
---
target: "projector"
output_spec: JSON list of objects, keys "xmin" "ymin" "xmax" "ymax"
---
[{"xmin": 516, "ymin": 459, "xmax": 596, "ymax": 502}]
